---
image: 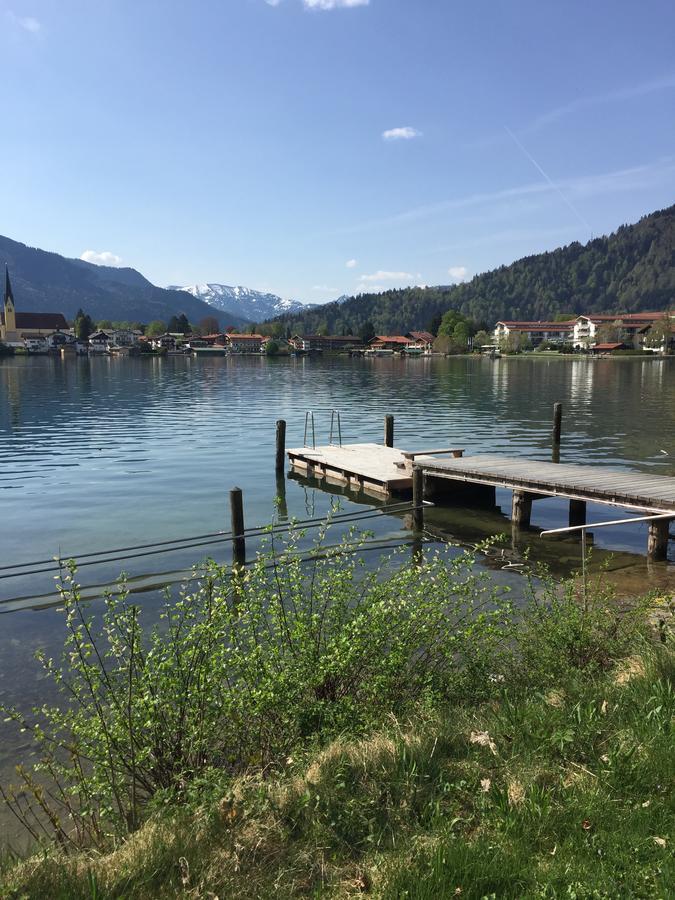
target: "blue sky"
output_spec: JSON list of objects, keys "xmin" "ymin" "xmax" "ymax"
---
[{"xmin": 1, "ymin": 0, "xmax": 674, "ymax": 302}]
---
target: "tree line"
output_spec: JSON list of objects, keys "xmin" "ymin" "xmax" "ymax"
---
[{"xmin": 261, "ymin": 205, "xmax": 674, "ymax": 337}]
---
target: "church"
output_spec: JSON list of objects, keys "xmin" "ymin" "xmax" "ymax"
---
[{"xmin": 1, "ymin": 266, "xmax": 69, "ymax": 346}]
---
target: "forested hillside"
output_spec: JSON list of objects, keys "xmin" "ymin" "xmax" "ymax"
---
[
  {"xmin": 0, "ymin": 235, "xmax": 247, "ymax": 328},
  {"xmin": 267, "ymin": 205, "xmax": 674, "ymax": 335}
]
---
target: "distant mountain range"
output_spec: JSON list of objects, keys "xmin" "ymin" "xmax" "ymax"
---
[
  {"xmin": 168, "ymin": 283, "xmax": 308, "ymax": 323},
  {"xmin": 268, "ymin": 205, "xmax": 675, "ymax": 336},
  {"xmin": 0, "ymin": 235, "xmax": 249, "ymax": 329}
]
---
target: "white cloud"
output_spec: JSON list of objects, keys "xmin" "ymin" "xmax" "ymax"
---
[
  {"xmin": 265, "ymin": 0, "xmax": 282, "ymax": 5},
  {"xmin": 360, "ymin": 270, "xmax": 413, "ymax": 282},
  {"xmin": 6, "ymin": 11, "xmax": 41, "ymax": 32},
  {"xmin": 81, "ymin": 250, "xmax": 123, "ymax": 267},
  {"xmin": 303, "ymin": 0, "xmax": 369, "ymax": 8},
  {"xmin": 448, "ymin": 266, "xmax": 469, "ymax": 282},
  {"xmin": 382, "ymin": 126, "xmax": 422, "ymax": 142},
  {"xmin": 345, "ymin": 258, "xmax": 358, "ymax": 268},
  {"xmin": 312, "ymin": 284, "xmax": 339, "ymax": 292}
]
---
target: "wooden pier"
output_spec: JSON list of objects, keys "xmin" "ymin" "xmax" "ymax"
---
[
  {"xmin": 287, "ymin": 443, "xmax": 675, "ymax": 559},
  {"xmin": 287, "ymin": 443, "xmax": 464, "ymax": 496}
]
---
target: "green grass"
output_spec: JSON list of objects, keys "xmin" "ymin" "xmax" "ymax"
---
[{"xmin": 2, "ymin": 640, "xmax": 672, "ymax": 899}]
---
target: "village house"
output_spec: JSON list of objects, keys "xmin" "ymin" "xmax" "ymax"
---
[
  {"xmin": 226, "ymin": 333, "xmax": 265, "ymax": 353},
  {"xmin": 406, "ymin": 331, "xmax": 435, "ymax": 352},
  {"xmin": 369, "ymin": 335, "xmax": 414, "ymax": 352},
  {"xmin": 88, "ymin": 330, "xmax": 112, "ymax": 353},
  {"xmin": 1, "ymin": 266, "xmax": 69, "ymax": 348},
  {"xmin": 572, "ymin": 312, "xmax": 673, "ymax": 349},
  {"xmin": 493, "ymin": 320, "xmax": 575, "ymax": 348},
  {"xmin": 288, "ymin": 334, "xmax": 360, "ymax": 352}
]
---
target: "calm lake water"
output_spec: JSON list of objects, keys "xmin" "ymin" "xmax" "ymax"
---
[{"xmin": 1, "ymin": 353, "xmax": 674, "ymax": 842}]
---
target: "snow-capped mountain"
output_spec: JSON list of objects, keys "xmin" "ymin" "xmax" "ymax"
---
[{"xmin": 168, "ymin": 283, "xmax": 306, "ymax": 323}]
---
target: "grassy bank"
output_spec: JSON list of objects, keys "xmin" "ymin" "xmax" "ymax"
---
[{"xmin": 0, "ymin": 526, "xmax": 672, "ymax": 898}]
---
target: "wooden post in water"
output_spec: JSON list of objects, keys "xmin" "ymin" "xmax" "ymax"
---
[
  {"xmin": 275, "ymin": 419, "xmax": 287, "ymax": 476},
  {"xmin": 230, "ymin": 487, "xmax": 246, "ymax": 567},
  {"xmin": 511, "ymin": 490, "xmax": 532, "ymax": 528},
  {"xmin": 569, "ymin": 499, "xmax": 586, "ymax": 528},
  {"xmin": 647, "ymin": 519, "xmax": 670, "ymax": 561},
  {"xmin": 552, "ymin": 402, "xmax": 562, "ymax": 463},
  {"xmin": 412, "ymin": 466, "xmax": 424, "ymax": 531},
  {"xmin": 384, "ymin": 414, "xmax": 394, "ymax": 448}
]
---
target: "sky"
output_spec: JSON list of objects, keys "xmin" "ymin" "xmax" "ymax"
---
[{"xmin": 1, "ymin": 0, "xmax": 674, "ymax": 303}]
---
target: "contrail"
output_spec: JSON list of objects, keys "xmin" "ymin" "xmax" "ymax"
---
[{"xmin": 504, "ymin": 126, "xmax": 592, "ymax": 232}]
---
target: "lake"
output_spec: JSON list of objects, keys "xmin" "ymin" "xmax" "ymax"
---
[{"xmin": 1, "ymin": 353, "xmax": 674, "ymax": 842}]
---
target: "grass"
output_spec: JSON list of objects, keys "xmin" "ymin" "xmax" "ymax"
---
[{"xmin": 1, "ymin": 637, "xmax": 672, "ymax": 898}]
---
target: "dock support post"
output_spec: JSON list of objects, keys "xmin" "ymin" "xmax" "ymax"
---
[
  {"xmin": 384, "ymin": 414, "xmax": 394, "ymax": 448},
  {"xmin": 552, "ymin": 402, "xmax": 562, "ymax": 463},
  {"xmin": 275, "ymin": 419, "xmax": 286, "ymax": 476},
  {"xmin": 647, "ymin": 519, "xmax": 670, "ymax": 561},
  {"xmin": 511, "ymin": 490, "xmax": 532, "ymax": 528},
  {"xmin": 230, "ymin": 487, "xmax": 246, "ymax": 567},
  {"xmin": 569, "ymin": 499, "xmax": 586, "ymax": 528},
  {"xmin": 412, "ymin": 466, "xmax": 424, "ymax": 531}
]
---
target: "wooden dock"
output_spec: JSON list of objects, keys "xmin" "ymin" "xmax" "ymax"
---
[
  {"xmin": 287, "ymin": 443, "xmax": 464, "ymax": 496},
  {"xmin": 286, "ymin": 442, "xmax": 675, "ymax": 559},
  {"xmin": 418, "ymin": 454, "xmax": 675, "ymax": 559}
]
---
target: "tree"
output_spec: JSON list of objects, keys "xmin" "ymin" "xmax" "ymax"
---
[
  {"xmin": 360, "ymin": 320, "xmax": 376, "ymax": 343},
  {"xmin": 199, "ymin": 316, "xmax": 220, "ymax": 335},
  {"xmin": 168, "ymin": 314, "xmax": 190, "ymax": 334},
  {"xmin": 265, "ymin": 340, "xmax": 280, "ymax": 356},
  {"xmin": 74, "ymin": 309, "xmax": 94, "ymax": 341},
  {"xmin": 427, "ymin": 313, "xmax": 442, "ymax": 336},
  {"xmin": 96, "ymin": 320, "xmax": 113, "ymax": 331},
  {"xmin": 146, "ymin": 320, "xmax": 166, "ymax": 337},
  {"xmin": 643, "ymin": 314, "xmax": 673, "ymax": 351},
  {"xmin": 596, "ymin": 320, "xmax": 626, "ymax": 345},
  {"xmin": 498, "ymin": 331, "xmax": 524, "ymax": 353},
  {"xmin": 473, "ymin": 329, "xmax": 492, "ymax": 349}
]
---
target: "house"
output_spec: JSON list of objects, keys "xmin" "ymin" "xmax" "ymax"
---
[
  {"xmin": 590, "ymin": 342, "xmax": 628, "ymax": 354},
  {"xmin": 23, "ymin": 336, "xmax": 49, "ymax": 353},
  {"xmin": 109, "ymin": 328, "xmax": 141, "ymax": 348},
  {"xmin": 226, "ymin": 333, "xmax": 265, "ymax": 353},
  {"xmin": 572, "ymin": 312, "xmax": 673, "ymax": 349},
  {"xmin": 1, "ymin": 266, "xmax": 69, "ymax": 347},
  {"xmin": 150, "ymin": 333, "xmax": 179, "ymax": 351},
  {"xmin": 288, "ymin": 334, "xmax": 361, "ymax": 353},
  {"xmin": 369, "ymin": 335, "xmax": 414, "ymax": 352},
  {"xmin": 88, "ymin": 330, "xmax": 112, "ymax": 353},
  {"xmin": 493, "ymin": 320, "xmax": 574, "ymax": 348},
  {"xmin": 406, "ymin": 331, "xmax": 435, "ymax": 352}
]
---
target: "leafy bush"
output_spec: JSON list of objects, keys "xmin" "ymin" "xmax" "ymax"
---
[{"xmin": 1, "ymin": 526, "xmax": 514, "ymax": 848}]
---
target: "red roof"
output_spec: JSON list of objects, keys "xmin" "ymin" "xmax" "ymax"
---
[
  {"xmin": 592, "ymin": 342, "xmax": 625, "ymax": 350},
  {"xmin": 1, "ymin": 311, "xmax": 68, "ymax": 330},
  {"xmin": 372, "ymin": 335, "xmax": 413, "ymax": 344},
  {"xmin": 578, "ymin": 312, "xmax": 668, "ymax": 323},
  {"xmin": 408, "ymin": 331, "xmax": 435, "ymax": 342},
  {"xmin": 496, "ymin": 320, "xmax": 574, "ymax": 328}
]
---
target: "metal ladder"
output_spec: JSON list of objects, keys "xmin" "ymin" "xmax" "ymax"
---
[{"xmin": 303, "ymin": 410, "xmax": 343, "ymax": 448}]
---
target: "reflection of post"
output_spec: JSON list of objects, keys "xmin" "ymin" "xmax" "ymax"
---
[
  {"xmin": 569, "ymin": 499, "xmax": 586, "ymax": 528},
  {"xmin": 647, "ymin": 519, "xmax": 669, "ymax": 561},
  {"xmin": 411, "ymin": 533, "xmax": 423, "ymax": 566},
  {"xmin": 511, "ymin": 490, "xmax": 532, "ymax": 528},
  {"xmin": 230, "ymin": 487, "xmax": 246, "ymax": 567},
  {"xmin": 412, "ymin": 466, "xmax": 424, "ymax": 531},
  {"xmin": 275, "ymin": 473, "xmax": 288, "ymax": 520},
  {"xmin": 552, "ymin": 402, "xmax": 562, "ymax": 463}
]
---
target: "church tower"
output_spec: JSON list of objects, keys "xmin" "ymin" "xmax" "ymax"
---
[{"xmin": 3, "ymin": 265, "xmax": 17, "ymax": 341}]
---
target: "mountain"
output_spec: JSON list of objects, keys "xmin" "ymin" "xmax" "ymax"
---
[
  {"xmin": 267, "ymin": 205, "xmax": 675, "ymax": 335},
  {"xmin": 169, "ymin": 283, "xmax": 306, "ymax": 323},
  {"xmin": 0, "ymin": 235, "xmax": 248, "ymax": 328}
]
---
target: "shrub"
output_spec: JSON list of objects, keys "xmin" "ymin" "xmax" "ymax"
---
[{"xmin": 0, "ymin": 525, "xmax": 514, "ymax": 848}]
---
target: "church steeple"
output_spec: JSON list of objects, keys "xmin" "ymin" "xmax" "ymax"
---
[{"xmin": 3, "ymin": 265, "xmax": 17, "ymax": 337}]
